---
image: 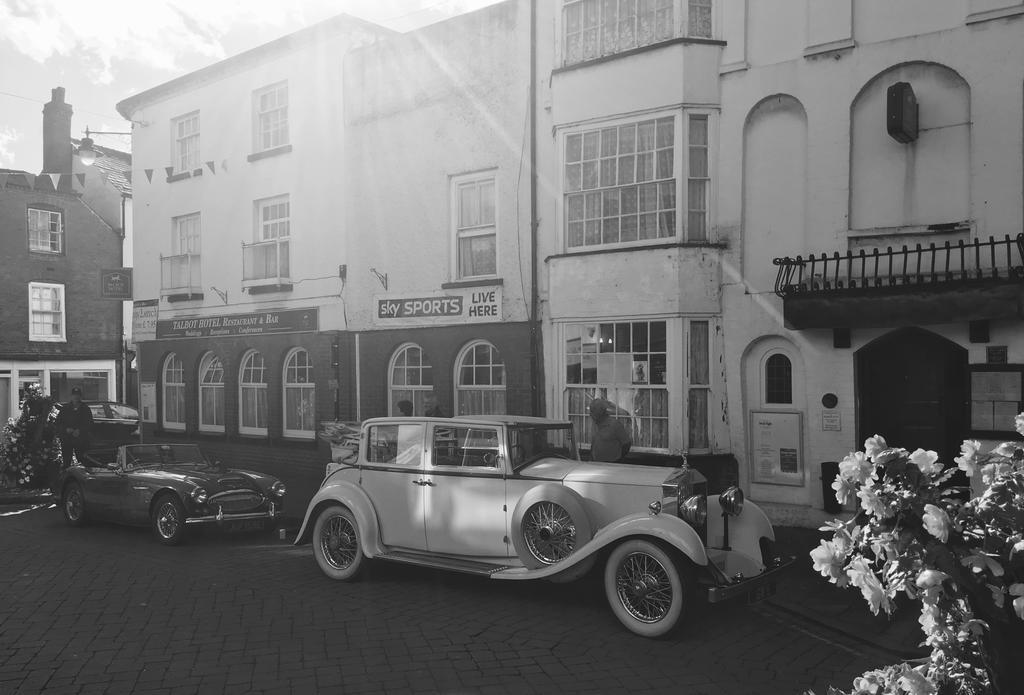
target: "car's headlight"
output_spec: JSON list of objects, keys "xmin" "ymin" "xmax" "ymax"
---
[
  {"xmin": 270, "ymin": 481, "xmax": 287, "ymax": 497},
  {"xmin": 191, "ymin": 487, "xmax": 208, "ymax": 504},
  {"xmin": 679, "ymin": 494, "xmax": 707, "ymax": 526},
  {"xmin": 719, "ymin": 486, "xmax": 745, "ymax": 517}
]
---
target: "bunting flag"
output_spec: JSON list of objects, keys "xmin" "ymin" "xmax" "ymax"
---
[
  {"xmin": 164, "ymin": 166, "xmax": 174, "ymax": 178},
  {"xmin": 206, "ymin": 160, "xmax": 216, "ymax": 174},
  {"xmin": 75, "ymin": 173, "xmax": 86, "ymax": 187},
  {"xmin": 46, "ymin": 173, "xmax": 61, "ymax": 189},
  {"xmin": 220, "ymin": 159, "xmax": 229, "ymax": 172},
  {"xmin": 144, "ymin": 169, "xmax": 154, "ymax": 183}
]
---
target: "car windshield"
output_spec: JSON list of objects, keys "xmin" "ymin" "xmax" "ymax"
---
[
  {"xmin": 124, "ymin": 444, "xmax": 209, "ymax": 469},
  {"xmin": 508, "ymin": 425, "xmax": 578, "ymax": 471}
]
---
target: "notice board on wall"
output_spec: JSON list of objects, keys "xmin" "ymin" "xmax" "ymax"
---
[{"xmin": 750, "ymin": 411, "xmax": 804, "ymax": 486}]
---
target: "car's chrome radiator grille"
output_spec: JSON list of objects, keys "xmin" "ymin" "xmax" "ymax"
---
[{"xmin": 211, "ymin": 490, "xmax": 264, "ymax": 513}]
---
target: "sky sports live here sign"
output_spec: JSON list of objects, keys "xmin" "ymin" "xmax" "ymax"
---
[
  {"xmin": 156, "ymin": 308, "xmax": 319, "ymax": 339},
  {"xmin": 375, "ymin": 287, "xmax": 502, "ymax": 326}
]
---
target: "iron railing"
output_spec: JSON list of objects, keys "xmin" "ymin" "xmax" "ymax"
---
[{"xmin": 773, "ymin": 234, "xmax": 1024, "ymax": 297}]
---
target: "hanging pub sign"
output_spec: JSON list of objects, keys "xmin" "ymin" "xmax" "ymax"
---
[
  {"xmin": 100, "ymin": 268, "xmax": 133, "ymax": 299},
  {"xmin": 750, "ymin": 410, "xmax": 804, "ymax": 486},
  {"xmin": 373, "ymin": 286, "xmax": 502, "ymax": 327},
  {"xmin": 156, "ymin": 307, "xmax": 319, "ymax": 339}
]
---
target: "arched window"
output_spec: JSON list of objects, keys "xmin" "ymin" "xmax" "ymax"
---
[
  {"xmin": 764, "ymin": 353, "xmax": 793, "ymax": 404},
  {"xmin": 239, "ymin": 350, "xmax": 267, "ymax": 435},
  {"xmin": 198, "ymin": 352, "xmax": 225, "ymax": 432},
  {"xmin": 455, "ymin": 340, "xmax": 506, "ymax": 415},
  {"xmin": 283, "ymin": 348, "xmax": 315, "ymax": 438},
  {"xmin": 389, "ymin": 343, "xmax": 433, "ymax": 416},
  {"xmin": 162, "ymin": 353, "xmax": 185, "ymax": 431}
]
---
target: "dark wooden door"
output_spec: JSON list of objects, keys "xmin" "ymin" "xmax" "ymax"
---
[{"xmin": 856, "ymin": 328, "xmax": 967, "ymax": 465}]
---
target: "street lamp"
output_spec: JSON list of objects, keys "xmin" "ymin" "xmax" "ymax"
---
[{"xmin": 77, "ymin": 126, "xmax": 132, "ymax": 166}]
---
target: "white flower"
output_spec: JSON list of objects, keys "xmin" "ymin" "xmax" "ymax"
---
[
  {"xmin": 858, "ymin": 487, "xmax": 893, "ymax": 518},
  {"xmin": 955, "ymin": 439, "xmax": 982, "ymax": 477},
  {"xmin": 810, "ymin": 540, "xmax": 849, "ymax": 586},
  {"xmin": 922, "ymin": 504, "xmax": 950, "ymax": 543},
  {"xmin": 897, "ymin": 664, "xmax": 937, "ymax": 695},
  {"xmin": 915, "ymin": 569, "xmax": 948, "ymax": 589},
  {"xmin": 1016, "ymin": 412, "xmax": 1024, "ymax": 437},
  {"xmin": 992, "ymin": 442, "xmax": 1020, "ymax": 459},
  {"xmin": 981, "ymin": 461, "xmax": 1013, "ymax": 486},
  {"xmin": 831, "ymin": 475, "xmax": 857, "ymax": 506},
  {"xmin": 908, "ymin": 448, "xmax": 942, "ymax": 476},
  {"xmin": 839, "ymin": 450, "xmax": 876, "ymax": 485},
  {"xmin": 864, "ymin": 434, "xmax": 887, "ymax": 462},
  {"xmin": 846, "ymin": 557, "xmax": 893, "ymax": 616}
]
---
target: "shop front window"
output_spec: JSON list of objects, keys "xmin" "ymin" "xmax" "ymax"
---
[
  {"xmin": 239, "ymin": 350, "xmax": 268, "ymax": 435},
  {"xmin": 48, "ymin": 371, "xmax": 109, "ymax": 402},
  {"xmin": 163, "ymin": 353, "xmax": 186, "ymax": 431},
  {"xmin": 455, "ymin": 341, "xmax": 506, "ymax": 415},
  {"xmin": 283, "ymin": 348, "xmax": 315, "ymax": 438},
  {"xmin": 198, "ymin": 352, "xmax": 225, "ymax": 432},
  {"xmin": 389, "ymin": 344, "xmax": 434, "ymax": 416}
]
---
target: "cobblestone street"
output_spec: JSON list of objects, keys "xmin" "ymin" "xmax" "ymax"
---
[{"xmin": 0, "ymin": 503, "xmax": 897, "ymax": 694}]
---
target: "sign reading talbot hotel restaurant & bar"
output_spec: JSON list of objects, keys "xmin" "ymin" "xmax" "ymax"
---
[
  {"xmin": 156, "ymin": 308, "xmax": 319, "ymax": 339},
  {"xmin": 374, "ymin": 287, "xmax": 502, "ymax": 326}
]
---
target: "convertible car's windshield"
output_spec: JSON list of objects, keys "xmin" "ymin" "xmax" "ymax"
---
[
  {"xmin": 124, "ymin": 444, "xmax": 209, "ymax": 469},
  {"xmin": 508, "ymin": 425, "xmax": 578, "ymax": 471}
]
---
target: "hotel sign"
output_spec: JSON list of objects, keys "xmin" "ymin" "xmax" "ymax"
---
[
  {"xmin": 374, "ymin": 286, "xmax": 502, "ymax": 326},
  {"xmin": 100, "ymin": 268, "xmax": 133, "ymax": 299},
  {"xmin": 156, "ymin": 308, "xmax": 319, "ymax": 339}
]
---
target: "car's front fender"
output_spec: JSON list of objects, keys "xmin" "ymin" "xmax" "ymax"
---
[
  {"xmin": 492, "ymin": 512, "xmax": 708, "ymax": 581},
  {"xmin": 293, "ymin": 480, "xmax": 383, "ymax": 557}
]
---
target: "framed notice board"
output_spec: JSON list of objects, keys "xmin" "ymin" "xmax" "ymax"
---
[
  {"xmin": 750, "ymin": 411, "xmax": 804, "ymax": 486},
  {"xmin": 969, "ymin": 364, "xmax": 1023, "ymax": 438}
]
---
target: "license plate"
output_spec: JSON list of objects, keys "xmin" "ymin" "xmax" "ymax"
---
[
  {"xmin": 748, "ymin": 582, "xmax": 776, "ymax": 603},
  {"xmin": 225, "ymin": 519, "xmax": 266, "ymax": 532}
]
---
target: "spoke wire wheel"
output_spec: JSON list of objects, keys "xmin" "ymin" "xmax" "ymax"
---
[
  {"xmin": 312, "ymin": 506, "xmax": 365, "ymax": 581},
  {"xmin": 604, "ymin": 539, "xmax": 688, "ymax": 638},
  {"xmin": 321, "ymin": 513, "xmax": 358, "ymax": 571},
  {"xmin": 522, "ymin": 501, "xmax": 577, "ymax": 565},
  {"xmin": 615, "ymin": 551, "xmax": 674, "ymax": 623},
  {"xmin": 156, "ymin": 500, "xmax": 181, "ymax": 540},
  {"xmin": 63, "ymin": 483, "xmax": 85, "ymax": 525}
]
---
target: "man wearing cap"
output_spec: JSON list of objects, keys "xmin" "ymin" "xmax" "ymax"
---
[
  {"xmin": 55, "ymin": 386, "xmax": 94, "ymax": 469},
  {"xmin": 588, "ymin": 398, "xmax": 632, "ymax": 462}
]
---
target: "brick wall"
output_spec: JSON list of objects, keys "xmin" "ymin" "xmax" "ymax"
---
[{"xmin": 0, "ymin": 182, "xmax": 122, "ymax": 359}]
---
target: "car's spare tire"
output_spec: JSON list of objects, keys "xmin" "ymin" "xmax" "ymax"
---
[{"xmin": 511, "ymin": 485, "xmax": 592, "ymax": 569}]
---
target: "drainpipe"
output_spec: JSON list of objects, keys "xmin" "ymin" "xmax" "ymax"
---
[{"xmin": 528, "ymin": 0, "xmax": 543, "ymax": 417}]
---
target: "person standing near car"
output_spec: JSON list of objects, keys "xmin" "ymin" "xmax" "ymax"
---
[
  {"xmin": 55, "ymin": 386, "xmax": 93, "ymax": 469},
  {"xmin": 589, "ymin": 398, "xmax": 632, "ymax": 462}
]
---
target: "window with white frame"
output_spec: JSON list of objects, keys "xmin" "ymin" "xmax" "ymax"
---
[
  {"xmin": 163, "ymin": 213, "xmax": 201, "ymax": 293},
  {"xmin": 173, "ymin": 213, "xmax": 201, "ymax": 254},
  {"xmin": 453, "ymin": 174, "xmax": 497, "ymax": 279},
  {"xmin": 562, "ymin": 0, "xmax": 674, "ymax": 65},
  {"xmin": 563, "ymin": 318, "xmax": 711, "ymax": 451},
  {"xmin": 245, "ymin": 195, "xmax": 291, "ymax": 284},
  {"xmin": 28, "ymin": 208, "xmax": 63, "ymax": 253},
  {"xmin": 283, "ymin": 348, "xmax": 315, "ymax": 438},
  {"xmin": 455, "ymin": 341, "xmax": 506, "ymax": 415},
  {"xmin": 163, "ymin": 353, "xmax": 186, "ymax": 431},
  {"xmin": 389, "ymin": 344, "xmax": 434, "ymax": 416},
  {"xmin": 28, "ymin": 282, "xmax": 65, "ymax": 342},
  {"xmin": 239, "ymin": 350, "xmax": 268, "ymax": 435},
  {"xmin": 198, "ymin": 352, "xmax": 225, "ymax": 432},
  {"xmin": 563, "ymin": 113, "xmax": 711, "ymax": 249},
  {"xmin": 172, "ymin": 112, "xmax": 200, "ymax": 172},
  {"xmin": 687, "ymin": 0, "xmax": 712, "ymax": 37},
  {"xmin": 256, "ymin": 195, "xmax": 290, "ymax": 241},
  {"xmin": 254, "ymin": 82, "xmax": 289, "ymax": 152}
]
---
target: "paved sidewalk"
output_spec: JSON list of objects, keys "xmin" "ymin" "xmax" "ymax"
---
[{"xmin": 770, "ymin": 526, "xmax": 926, "ymax": 659}]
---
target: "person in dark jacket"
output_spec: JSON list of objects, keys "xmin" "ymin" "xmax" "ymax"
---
[
  {"xmin": 588, "ymin": 398, "xmax": 632, "ymax": 462},
  {"xmin": 55, "ymin": 387, "xmax": 93, "ymax": 468}
]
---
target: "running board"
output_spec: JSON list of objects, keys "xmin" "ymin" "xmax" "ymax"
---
[{"xmin": 376, "ymin": 551, "xmax": 510, "ymax": 576}]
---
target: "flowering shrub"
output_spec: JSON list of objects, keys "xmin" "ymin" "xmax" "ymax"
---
[
  {"xmin": 0, "ymin": 384, "xmax": 59, "ymax": 489},
  {"xmin": 811, "ymin": 415, "xmax": 1024, "ymax": 695}
]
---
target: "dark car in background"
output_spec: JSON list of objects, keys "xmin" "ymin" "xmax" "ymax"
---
[{"xmin": 51, "ymin": 401, "xmax": 140, "ymax": 446}]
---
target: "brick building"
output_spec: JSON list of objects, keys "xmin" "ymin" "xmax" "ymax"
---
[{"xmin": 0, "ymin": 88, "xmax": 125, "ymax": 423}]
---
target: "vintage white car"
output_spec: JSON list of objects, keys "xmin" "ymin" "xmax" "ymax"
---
[{"xmin": 295, "ymin": 416, "xmax": 792, "ymax": 637}]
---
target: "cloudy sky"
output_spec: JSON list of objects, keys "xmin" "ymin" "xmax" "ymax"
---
[{"xmin": 0, "ymin": 0, "xmax": 502, "ymax": 172}]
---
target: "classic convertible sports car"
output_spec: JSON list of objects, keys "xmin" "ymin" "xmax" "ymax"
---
[
  {"xmin": 59, "ymin": 443, "xmax": 286, "ymax": 545},
  {"xmin": 296, "ymin": 415, "xmax": 792, "ymax": 637}
]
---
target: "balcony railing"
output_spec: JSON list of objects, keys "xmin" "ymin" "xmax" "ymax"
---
[
  {"xmin": 242, "ymin": 238, "xmax": 290, "ymax": 289},
  {"xmin": 774, "ymin": 234, "xmax": 1024, "ymax": 298},
  {"xmin": 160, "ymin": 253, "xmax": 202, "ymax": 296}
]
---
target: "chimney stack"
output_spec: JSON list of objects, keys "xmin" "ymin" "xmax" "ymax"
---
[{"xmin": 42, "ymin": 86, "xmax": 73, "ymax": 181}]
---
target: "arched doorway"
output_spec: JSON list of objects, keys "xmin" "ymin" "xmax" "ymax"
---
[{"xmin": 856, "ymin": 328, "xmax": 967, "ymax": 464}]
